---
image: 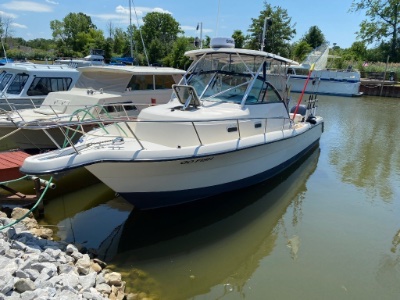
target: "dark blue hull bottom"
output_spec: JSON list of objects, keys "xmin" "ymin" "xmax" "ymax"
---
[{"xmin": 120, "ymin": 140, "xmax": 320, "ymax": 210}]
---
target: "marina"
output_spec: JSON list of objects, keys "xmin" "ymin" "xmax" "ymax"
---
[
  {"xmin": 1, "ymin": 93, "xmax": 398, "ymax": 299},
  {"xmin": 1, "ymin": 1, "xmax": 400, "ymax": 299}
]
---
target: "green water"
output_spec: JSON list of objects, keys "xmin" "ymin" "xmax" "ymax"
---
[{"xmin": 30, "ymin": 95, "xmax": 400, "ymax": 299}]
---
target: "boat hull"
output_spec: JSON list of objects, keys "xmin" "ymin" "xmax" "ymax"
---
[
  {"xmin": 288, "ymin": 75, "xmax": 362, "ymax": 97},
  {"xmin": 85, "ymin": 122, "xmax": 323, "ymax": 209}
]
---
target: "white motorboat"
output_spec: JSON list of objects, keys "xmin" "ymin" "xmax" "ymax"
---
[
  {"xmin": 54, "ymin": 49, "xmax": 106, "ymax": 68},
  {"xmin": 21, "ymin": 38, "xmax": 324, "ymax": 209},
  {"xmin": 0, "ymin": 65, "xmax": 185, "ymax": 151},
  {"xmin": 287, "ymin": 44, "xmax": 362, "ymax": 97},
  {"xmin": 0, "ymin": 62, "xmax": 80, "ymax": 110}
]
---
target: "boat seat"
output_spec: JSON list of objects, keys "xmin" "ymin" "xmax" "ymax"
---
[{"xmin": 289, "ymin": 113, "xmax": 304, "ymax": 123}]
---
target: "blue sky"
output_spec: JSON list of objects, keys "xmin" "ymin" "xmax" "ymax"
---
[{"xmin": 0, "ymin": 0, "xmax": 366, "ymax": 49}]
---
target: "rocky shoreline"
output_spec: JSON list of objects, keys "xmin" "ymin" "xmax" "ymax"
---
[{"xmin": 0, "ymin": 207, "xmax": 133, "ymax": 300}]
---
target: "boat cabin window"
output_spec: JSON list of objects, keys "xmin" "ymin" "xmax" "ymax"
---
[
  {"xmin": 0, "ymin": 71, "xmax": 13, "ymax": 91},
  {"xmin": 127, "ymin": 75, "xmax": 154, "ymax": 90},
  {"xmin": 26, "ymin": 77, "xmax": 74, "ymax": 96},
  {"xmin": 6, "ymin": 73, "xmax": 29, "ymax": 95},
  {"xmin": 101, "ymin": 102, "xmax": 137, "ymax": 113},
  {"xmin": 154, "ymin": 75, "xmax": 177, "ymax": 89},
  {"xmin": 126, "ymin": 74, "xmax": 178, "ymax": 91}
]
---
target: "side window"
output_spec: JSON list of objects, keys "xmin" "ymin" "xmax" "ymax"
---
[
  {"xmin": 154, "ymin": 75, "xmax": 175, "ymax": 89},
  {"xmin": 126, "ymin": 75, "xmax": 154, "ymax": 91},
  {"xmin": 0, "ymin": 72, "xmax": 13, "ymax": 91},
  {"xmin": 7, "ymin": 73, "xmax": 29, "ymax": 95},
  {"xmin": 101, "ymin": 102, "xmax": 137, "ymax": 113},
  {"xmin": 27, "ymin": 77, "xmax": 74, "ymax": 96},
  {"xmin": 246, "ymin": 79, "xmax": 282, "ymax": 104}
]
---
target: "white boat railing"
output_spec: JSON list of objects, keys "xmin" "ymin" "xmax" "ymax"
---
[{"xmin": 16, "ymin": 105, "xmax": 298, "ymax": 154}]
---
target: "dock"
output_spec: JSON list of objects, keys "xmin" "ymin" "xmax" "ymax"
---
[
  {"xmin": 0, "ymin": 150, "xmax": 43, "ymax": 211},
  {"xmin": 0, "ymin": 150, "xmax": 30, "ymax": 182}
]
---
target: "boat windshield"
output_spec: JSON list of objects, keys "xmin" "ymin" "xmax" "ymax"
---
[
  {"xmin": 0, "ymin": 71, "xmax": 13, "ymax": 92},
  {"xmin": 186, "ymin": 52, "xmax": 281, "ymax": 104},
  {"xmin": 6, "ymin": 73, "xmax": 29, "ymax": 95}
]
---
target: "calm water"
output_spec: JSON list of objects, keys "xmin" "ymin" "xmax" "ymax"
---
[{"xmin": 13, "ymin": 95, "xmax": 400, "ymax": 299}]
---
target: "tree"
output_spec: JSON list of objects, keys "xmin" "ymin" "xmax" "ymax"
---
[
  {"xmin": 292, "ymin": 41, "xmax": 313, "ymax": 62},
  {"xmin": 163, "ymin": 37, "xmax": 193, "ymax": 69},
  {"xmin": 113, "ymin": 28, "xmax": 128, "ymax": 56},
  {"xmin": 301, "ymin": 26, "xmax": 325, "ymax": 49},
  {"xmin": 50, "ymin": 12, "xmax": 102, "ymax": 55},
  {"xmin": 247, "ymin": 1, "xmax": 296, "ymax": 57},
  {"xmin": 348, "ymin": 41, "xmax": 367, "ymax": 61},
  {"xmin": 232, "ymin": 30, "xmax": 246, "ymax": 48},
  {"xmin": 350, "ymin": 0, "xmax": 400, "ymax": 61},
  {"xmin": 0, "ymin": 15, "xmax": 14, "ymax": 56},
  {"xmin": 133, "ymin": 12, "xmax": 182, "ymax": 64}
]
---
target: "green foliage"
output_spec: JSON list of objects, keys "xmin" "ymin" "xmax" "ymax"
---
[
  {"xmin": 4, "ymin": 3, "xmax": 400, "ymax": 67},
  {"xmin": 301, "ymin": 26, "xmax": 325, "ymax": 48},
  {"xmin": 247, "ymin": 1, "xmax": 296, "ymax": 57},
  {"xmin": 132, "ymin": 12, "xmax": 182, "ymax": 65},
  {"xmin": 163, "ymin": 37, "xmax": 194, "ymax": 69},
  {"xmin": 292, "ymin": 41, "xmax": 313, "ymax": 61},
  {"xmin": 50, "ymin": 12, "xmax": 102, "ymax": 55},
  {"xmin": 348, "ymin": 41, "xmax": 367, "ymax": 61},
  {"xmin": 232, "ymin": 30, "xmax": 246, "ymax": 48},
  {"xmin": 350, "ymin": 0, "xmax": 400, "ymax": 61}
]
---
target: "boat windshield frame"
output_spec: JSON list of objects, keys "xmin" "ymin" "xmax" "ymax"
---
[
  {"xmin": 182, "ymin": 51, "xmax": 284, "ymax": 107},
  {"xmin": 0, "ymin": 71, "xmax": 13, "ymax": 92}
]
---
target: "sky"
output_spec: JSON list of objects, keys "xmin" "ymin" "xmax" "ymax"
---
[{"xmin": 0, "ymin": 0, "xmax": 366, "ymax": 49}]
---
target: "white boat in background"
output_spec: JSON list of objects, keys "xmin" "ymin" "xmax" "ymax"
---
[
  {"xmin": 21, "ymin": 37, "xmax": 324, "ymax": 210},
  {"xmin": 54, "ymin": 49, "xmax": 106, "ymax": 68},
  {"xmin": 0, "ymin": 65, "xmax": 185, "ymax": 151},
  {"xmin": 287, "ymin": 44, "xmax": 362, "ymax": 97},
  {"xmin": 0, "ymin": 62, "xmax": 80, "ymax": 110}
]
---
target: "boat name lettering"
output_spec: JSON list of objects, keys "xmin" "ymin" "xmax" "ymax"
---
[{"xmin": 180, "ymin": 157, "xmax": 214, "ymax": 164}]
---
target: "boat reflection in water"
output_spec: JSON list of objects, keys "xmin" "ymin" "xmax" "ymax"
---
[
  {"xmin": 108, "ymin": 146, "xmax": 320, "ymax": 299},
  {"xmin": 39, "ymin": 181, "xmax": 133, "ymax": 256}
]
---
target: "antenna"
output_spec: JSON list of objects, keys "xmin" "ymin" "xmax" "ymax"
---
[
  {"xmin": 1, "ymin": 37, "xmax": 8, "ymax": 62},
  {"xmin": 215, "ymin": 0, "xmax": 221, "ymax": 37},
  {"xmin": 129, "ymin": 0, "xmax": 133, "ymax": 63},
  {"xmin": 131, "ymin": 0, "xmax": 150, "ymax": 66}
]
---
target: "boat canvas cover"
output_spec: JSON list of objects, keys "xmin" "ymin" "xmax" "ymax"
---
[{"xmin": 73, "ymin": 68, "xmax": 132, "ymax": 93}]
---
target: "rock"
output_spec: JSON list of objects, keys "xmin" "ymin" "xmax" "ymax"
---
[
  {"xmin": 59, "ymin": 263, "xmax": 78, "ymax": 275},
  {"xmin": 25, "ymin": 269, "xmax": 40, "ymax": 281},
  {"xmin": 14, "ymin": 278, "xmax": 36, "ymax": 293},
  {"xmin": 91, "ymin": 261, "xmax": 103, "ymax": 273},
  {"xmin": 96, "ymin": 282, "xmax": 112, "ymax": 295},
  {"xmin": 11, "ymin": 207, "xmax": 34, "ymax": 220},
  {"xmin": 66, "ymin": 244, "xmax": 79, "ymax": 254},
  {"xmin": 21, "ymin": 218, "xmax": 39, "ymax": 230},
  {"xmin": 104, "ymin": 272, "xmax": 122, "ymax": 286},
  {"xmin": 62, "ymin": 272, "xmax": 80, "ymax": 290},
  {"xmin": 0, "ymin": 271, "xmax": 14, "ymax": 295},
  {"xmin": 0, "ymin": 212, "xmax": 126, "ymax": 300},
  {"xmin": 76, "ymin": 254, "xmax": 91, "ymax": 275},
  {"xmin": 79, "ymin": 271, "xmax": 97, "ymax": 291},
  {"xmin": 93, "ymin": 258, "xmax": 107, "ymax": 269},
  {"xmin": 10, "ymin": 240, "xmax": 27, "ymax": 251},
  {"xmin": 0, "ymin": 239, "xmax": 10, "ymax": 254},
  {"xmin": 6, "ymin": 226, "xmax": 17, "ymax": 239},
  {"xmin": 30, "ymin": 227, "xmax": 53, "ymax": 239}
]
